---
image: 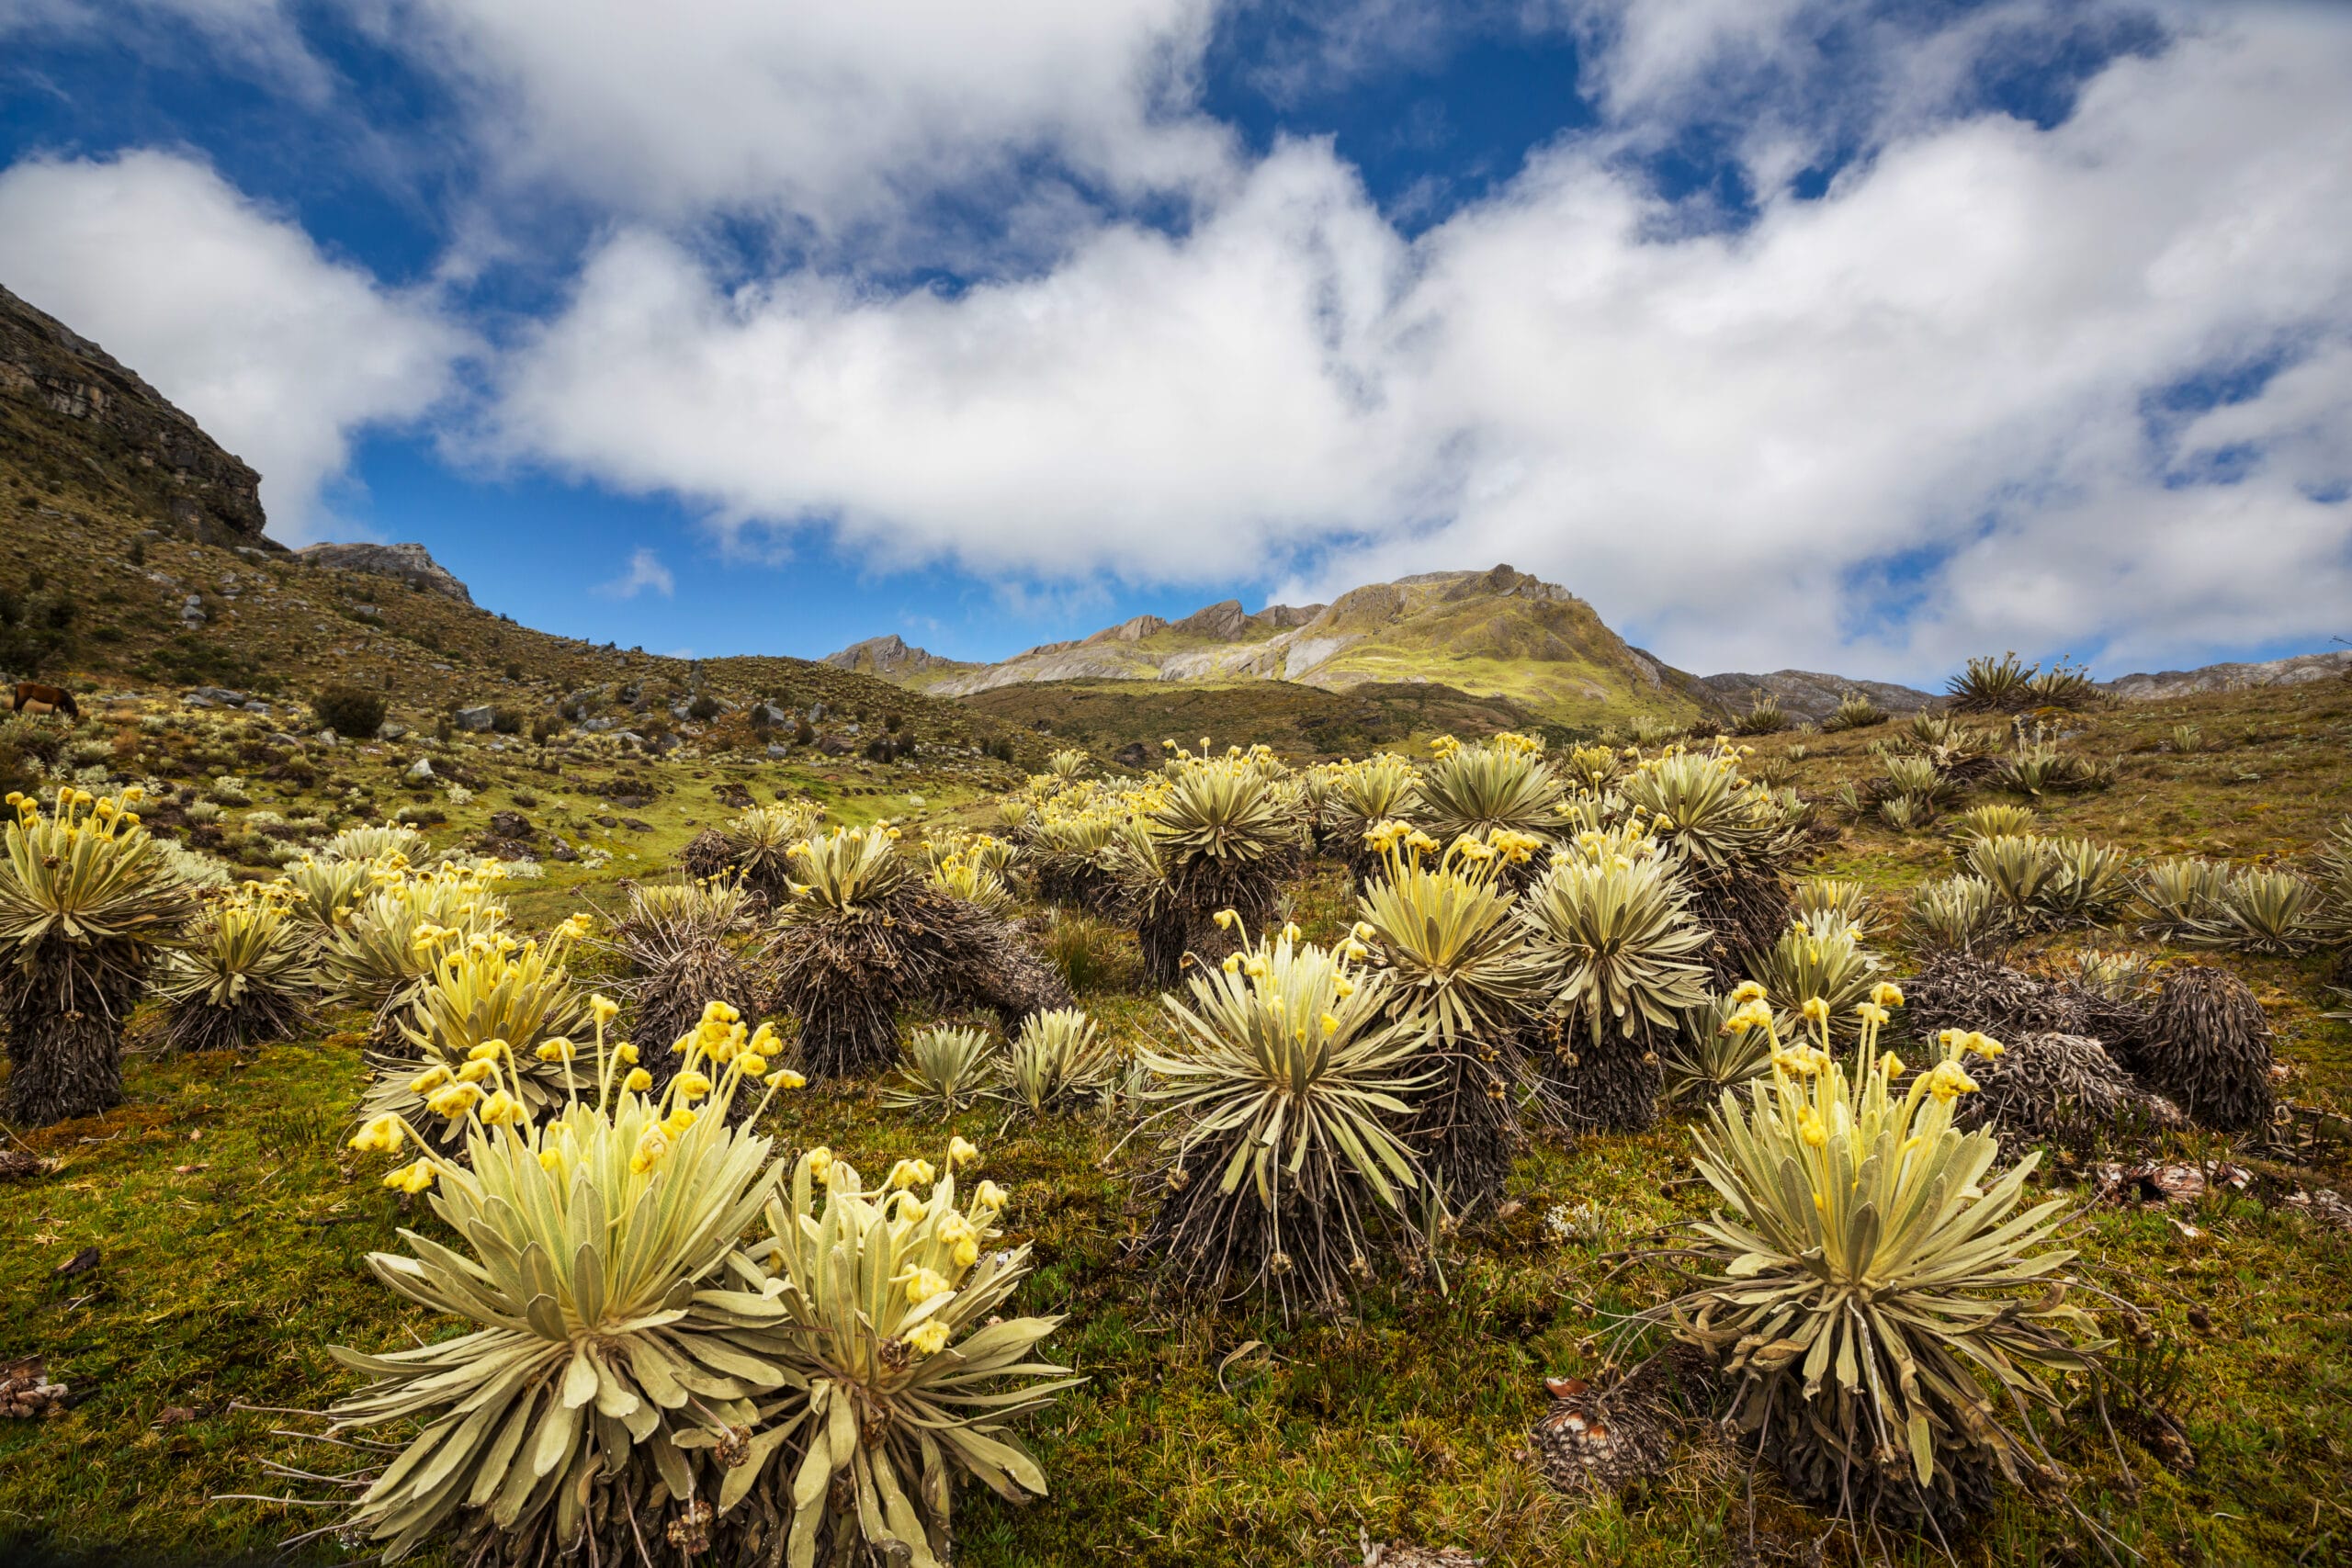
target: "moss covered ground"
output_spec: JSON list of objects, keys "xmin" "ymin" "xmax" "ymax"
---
[{"xmin": 3, "ymin": 679, "xmax": 2351, "ymax": 1567}]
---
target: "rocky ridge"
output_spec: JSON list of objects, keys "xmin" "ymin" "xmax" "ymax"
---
[
  {"xmin": 0, "ymin": 282, "xmax": 270, "ymax": 546},
  {"xmin": 2103, "ymin": 648, "xmax": 2352, "ymax": 701},
  {"xmin": 294, "ymin": 541, "xmax": 474, "ymax": 604},
  {"xmin": 1698, "ymin": 669, "xmax": 1939, "ymax": 723}
]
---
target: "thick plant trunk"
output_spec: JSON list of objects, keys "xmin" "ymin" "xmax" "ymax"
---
[{"xmin": 5, "ymin": 1006, "xmax": 126, "ymax": 1127}]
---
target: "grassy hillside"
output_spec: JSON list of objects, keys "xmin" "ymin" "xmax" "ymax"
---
[
  {"xmin": 885, "ymin": 568, "xmax": 1721, "ymax": 731},
  {"xmin": 962, "ymin": 677, "xmax": 1548, "ymax": 761},
  {"xmin": 1, "ymin": 676, "xmax": 2348, "ymax": 1567},
  {"xmin": 0, "ymin": 376, "xmax": 1028, "ymax": 767}
]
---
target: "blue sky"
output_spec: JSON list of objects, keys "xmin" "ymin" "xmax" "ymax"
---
[{"xmin": 2, "ymin": 0, "xmax": 2346, "ymax": 682}]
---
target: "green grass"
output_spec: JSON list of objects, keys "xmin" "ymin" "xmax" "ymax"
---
[{"xmin": 4, "ymin": 679, "xmax": 2352, "ymax": 1565}]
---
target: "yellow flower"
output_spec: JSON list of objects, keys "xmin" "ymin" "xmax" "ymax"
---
[
  {"xmin": 952, "ymin": 1235, "xmax": 979, "ymax": 1269},
  {"xmin": 629, "ymin": 1128, "xmax": 670, "ymax": 1174},
  {"xmin": 348, "ymin": 1114, "xmax": 406, "ymax": 1155},
  {"xmin": 772, "ymin": 1068, "xmax": 807, "ymax": 1089},
  {"xmin": 1281, "ymin": 922, "xmax": 1302, "ymax": 943},
  {"xmin": 1962, "ymin": 1032, "xmax": 2006, "ymax": 1059},
  {"xmin": 889, "ymin": 1158, "xmax": 935, "ymax": 1190},
  {"xmin": 615, "ymin": 1042, "xmax": 640, "ymax": 1066},
  {"xmin": 1881, "ymin": 1053, "xmax": 1907, "ymax": 1077},
  {"xmin": 905, "ymin": 1321, "xmax": 950, "ymax": 1357},
  {"xmin": 1212, "ymin": 908, "xmax": 1238, "ymax": 931},
  {"xmin": 1351, "ymin": 921, "xmax": 1376, "ymax": 943},
  {"xmin": 478, "ymin": 1089, "xmax": 527, "ymax": 1127},
  {"xmin": 1220, "ymin": 954, "xmax": 1241, "ymax": 976},
  {"xmin": 590, "ymin": 995, "xmax": 621, "ymax": 1025},
  {"xmin": 1854, "ymin": 1002, "xmax": 1890, "ymax": 1028},
  {"xmin": 426, "ymin": 1082, "xmax": 482, "ymax": 1119},
  {"xmin": 535, "ymin": 1038, "xmax": 574, "ymax": 1063},
  {"xmin": 539, "ymin": 1148, "xmax": 565, "ymax": 1172},
  {"xmin": 662, "ymin": 1108, "xmax": 696, "ymax": 1138},
  {"xmin": 623, "ymin": 1067, "xmax": 653, "ymax": 1092},
  {"xmin": 1319, "ymin": 1012, "xmax": 1340, "ymax": 1037},
  {"xmin": 948, "ymin": 1135, "xmax": 980, "ymax": 1168},
  {"xmin": 673, "ymin": 1071, "xmax": 713, "ymax": 1101},
  {"xmin": 1800, "ymin": 997, "xmax": 1829, "ymax": 1026},
  {"xmin": 903, "ymin": 1266, "xmax": 951, "ymax": 1304},
  {"xmin": 406, "ymin": 1065, "xmax": 453, "ymax": 1097},
  {"xmin": 807, "ymin": 1145, "xmax": 834, "ymax": 1182},
  {"xmin": 1870, "ymin": 981, "xmax": 1905, "ymax": 1010},
  {"xmin": 1799, "ymin": 1111, "xmax": 1828, "ymax": 1148},
  {"xmin": 1730, "ymin": 980, "xmax": 1766, "ymax": 1006},
  {"xmin": 382, "ymin": 1158, "xmax": 437, "ymax": 1195},
  {"xmin": 457, "ymin": 1058, "xmax": 495, "ymax": 1085},
  {"xmin": 974, "ymin": 1179, "xmax": 1007, "ymax": 1212},
  {"xmin": 467, "ymin": 1040, "xmax": 507, "ymax": 1063}
]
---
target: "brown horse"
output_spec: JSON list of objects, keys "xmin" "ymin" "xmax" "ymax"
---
[{"xmin": 10, "ymin": 682, "xmax": 80, "ymax": 720}]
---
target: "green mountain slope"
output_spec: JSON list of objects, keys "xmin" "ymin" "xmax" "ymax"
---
[
  {"xmin": 0, "ymin": 282, "xmax": 1025, "ymax": 761},
  {"xmin": 832, "ymin": 564, "xmax": 1720, "ymax": 729}
]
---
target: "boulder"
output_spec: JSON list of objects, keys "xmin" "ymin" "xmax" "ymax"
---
[
  {"xmin": 406, "ymin": 757, "xmax": 435, "ymax": 783},
  {"xmin": 376, "ymin": 719, "xmax": 409, "ymax": 741},
  {"xmin": 489, "ymin": 810, "xmax": 533, "ymax": 840},
  {"xmin": 1113, "ymin": 740, "xmax": 1151, "ymax": 769},
  {"xmin": 453, "ymin": 705, "xmax": 495, "ymax": 732},
  {"xmin": 766, "ymin": 743, "xmax": 790, "ymax": 760}
]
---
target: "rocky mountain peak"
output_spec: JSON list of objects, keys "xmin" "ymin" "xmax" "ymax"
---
[
  {"xmin": 296, "ymin": 541, "xmax": 473, "ymax": 604},
  {"xmin": 821, "ymin": 633, "xmax": 969, "ymax": 676},
  {"xmin": 0, "ymin": 282, "xmax": 270, "ymax": 545}
]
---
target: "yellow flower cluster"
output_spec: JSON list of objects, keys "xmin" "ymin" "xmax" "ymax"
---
[{"xmin": 7, "ymin": 784, "xmax": 148, "ymax": 839}]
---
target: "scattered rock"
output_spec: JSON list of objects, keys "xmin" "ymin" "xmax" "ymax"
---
[
  {"xmin": 405, "ymin": 758, "xmax": 435, "ymax": 783},
  {"xmin": 548, "ymin": 839, "xmax": 579, "ymax": 863},
  {"xmin": 594, "ymin": 815, "xmax": 618, "ymax": 829},
  {"xmin": 453, "ymin": 705, "xmax": 495, "ymax": 732},
  {"xmin": 1113, "ymin": 740, "xmax": 1150, "ymax": 769},
  {"xmin": 1, "ymin": 1356, "xmax": 67, "ymax": 1419},
  {"xmin": 179, "ymin": 593, "xmax": 206, "ymax": 625},
  {"xmin": 620, "ymin": 818, "xmax": 652, "ymax": 833},
  {"xmin": 376, "ymin": 719, "xmax": 408, "ymax": 741},
  {"xmin": 52, "ymin": 1246, "xmax": 99, "ymax": 1280},
  {"xmin": 817, "ymin": 735, "xmax": 854, "ymax": 757},
  {"xmin": 0, "ymin": 1149, "xmax": 51, "ymax": 1181},
  {"xmin": 488, "ymin": 810, "xmax": 533, "ymax": 840},
  {"xmin": 183, "ymin": 686, "xmax": 246, "ymax": 707},
  {"xmin": 765, "ymin": 743, "xmax": 790, "ymax": 760},
  {"xmin": 314, "ymin": 728, "xmax": 339, "ymax": 746}
]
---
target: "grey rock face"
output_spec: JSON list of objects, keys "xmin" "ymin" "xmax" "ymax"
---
[
  {"xmin": 2103, "ymin": 649, "xmax": 2352, "ymax": 701},
  {"xmin": 1, "ymin": 283, "xmax": 270, "ymax": 543},
  {"xmin": 295, "ymin": 541, "xmax": 474, "ymax": 604},
  {"xmin": 454, "ymin": 705, "xmax": 495, "ymax": 732},
  {"xmin": 406, "ymin": 757, "xmax": 435, "ymax": 782},
  {"xmin": 1698, "ymin": 670, "xmax": 1939, "ymax": 724},
  {"xmin": 377, "ymin": 719, "xmax": 409, "ymax": 741}
]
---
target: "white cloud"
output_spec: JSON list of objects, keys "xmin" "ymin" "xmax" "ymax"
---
[
  {"xmin": 368, "ymin": 0, "xmax": 1232, "ymax": 243},
  {"xmin": 596, "ymin": 547, "xmax": 675, "ymax": 600},
  {"xmin": 0, "ymin": 150, "xmax": 466, "ymax": 543},
  {"xmin": 0, "ymin": 0, "xmax": 330, "ymax": 99},
  {"xmin": 496, "ymin": 140, "xmax": 1430, "ymax": 582},
  {"xmin": 493, "ymin": 4, "xmax": 2352, "ymax": 681}
]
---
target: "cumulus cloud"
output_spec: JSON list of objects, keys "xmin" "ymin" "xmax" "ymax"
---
[
  {"xmin": 596, "ymin": 547, "xmax": 675, "ymax": 600},
  {"xmin": 492, "ymin": 4, "xmax": 2352, "ymax": 679},
  {"xmin": 495, "ymin": 141, "xmax": 1429, "ymax": 581},
  {"xmin": 367, "ymin": 0, "xmax": 1231, "ymax": 244},
  {"xmin": 0, "ymin": 150, "xmax": 466, "ymax": 542}
]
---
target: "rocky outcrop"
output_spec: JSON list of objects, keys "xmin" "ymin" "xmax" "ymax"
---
[
  {"xmin": 1699, "ymin": 669, "xmax": 1939, "ymax": 723},
  {"xmin": 296, "ymin": 541, "xmax": 473, "ymax": 604},
  {"xmin": 2103, "ymin": 649, "xmax": 2352, "ymax": 701},
  {"xmin": 0, "ymin": 283, "xmax": 270, "ymax": 544},
  {"xmin": 821, "ymin": 634, "xmax": 973, "ymax": 679}
]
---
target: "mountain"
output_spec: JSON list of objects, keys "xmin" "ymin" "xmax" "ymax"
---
[
  {"xmin": 832, "ymin": 564, "xmax": 1719, "ymax": 729},
  {"xmin": 1698, "ymin": 669, "xmax": 1939, "ymax": 723},
  {"xmin": 822, "ymin": 634, "xmax": 977, "ymax": 682},
  {"xmin": 2103, "ymin": 649, "xmax": 2352, "ymax": 702},
  {"xmin": 1, "ymin": 283, "xmax": 270, "ymax": 548},
  {"xmin": 0, "ymin": 280, "xmax": 1026, "ymax": 761}
]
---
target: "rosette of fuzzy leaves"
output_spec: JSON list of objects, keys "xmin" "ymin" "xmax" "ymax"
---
[
  {"xmin": 739, "ymin": 1149, "xmax": 1080, "ymax": 1568},
  {"xmin": 1002, "ymin": 1008, "xmax": 1116, "ymax": 1115},
  {"xmin": 320, "ymin": 862, "xmax": 512, "ymax": 1022},
  {"xmin": 1356, "ymin": 840, "xmax": 1549, "ymax": 1212},
  {"xmin": 1518, "ymin": 846, "xmax": 1712, "ymax": 1131},
  {"xmin": 1138, "ymin": 928, "xmax": 1433, "ymax": 1313},
  {"xmin": 152, "ymin": 881, "xmax": 318, "ymax": 1054},
  {"xmin": 1412, "ymin": 736, "xmax": 1562, "ymax": 864},
  {"xmin": 327, "ymin": 1025, "xmax": 802, "ymax": 1563},
  {"xmin": 0, "ymin": 786, "xmax": 200, "ymax": 1124},
  {"xmin": 1666, "ymin": 1003, "xmax": 2104, "ymax": 1527}
]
